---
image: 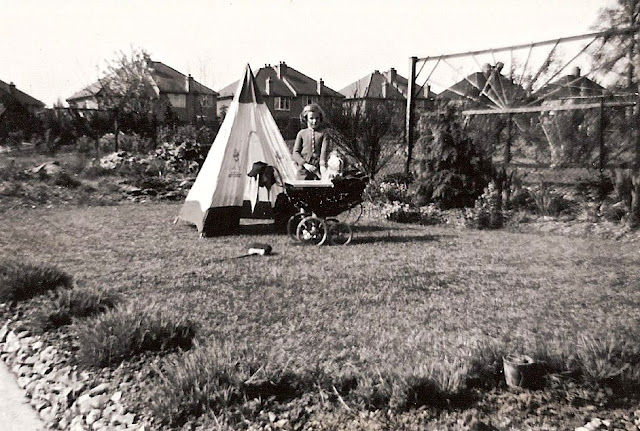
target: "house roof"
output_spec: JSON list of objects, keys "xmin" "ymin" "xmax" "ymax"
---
[
  {"xmin": 439, "ymin": 66, "xmax": 526, "ymax": 107},
  {"xmin": 339, "ymin": 68, "xmax": 436, "ymax": 100},
  {"xmin": 218, "ymin": 62, "xmax": 343, "ymax": 99},
  {"xmin": 535, "ymin": 68, "xmax": 605, "ymax": 100},
  {"xmin": 67, "ymin": 60, "xmax": 217, "ymax": 102},
  {"xmin": 0, "ymin": 79, "xmax": 45, "ymax": 108}
]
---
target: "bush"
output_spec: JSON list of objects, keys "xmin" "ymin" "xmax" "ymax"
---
[
  {"xmin": 528, "ymin": 183, "xmax": 576, "ymax": 217},
  {"xmin": 51, "ymin": 171, "xmax": 82, "ymax": 189},
  {"xmin": 575, "ymin": 175, "xmax": 614, "ymax": 203},
  {"xmin": 0, "ymin": 261, "xmax": 73, "ymax": 303},
  {"xmin": 37, "ymin": 285, "xmax": 121, "ymax": 330},
  {"xmin": 74, "ymin": 305, "xmax": 198, "ymax": 368},
  {"xmin": 413, "ymin": 104, "xmax": 495, "ymax": 209}
]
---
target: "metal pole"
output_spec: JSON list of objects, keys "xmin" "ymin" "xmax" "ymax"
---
[
  {"xmin": 405, "ymin": 56, "xmax": 417, "ymax": 174},
  {"xmin": 599, "ymin": 96, "xmax": 605, "ymax": 174},
  {"xmin": 505, "ymin": 114, "xmax": 512, "ymax": 166}
]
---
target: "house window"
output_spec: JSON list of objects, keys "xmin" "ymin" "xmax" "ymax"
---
[
  {"xmin": 200, "ymin": 95, "xmax": 214, "ymax": 108},
  {"xmin": 167, "ymin": 94, "xmax": 186, "ymax": 108},
  {"xmin": 303, "ymin": 96, "xmax": 318, "ymax": 106},
  {"xmin": 274, "ymin": 97, "xmax": 291, "ymax": 111}
]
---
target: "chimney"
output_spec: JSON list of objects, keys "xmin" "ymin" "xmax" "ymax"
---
[
  {"xmin": 389, "ymin": 67, "xmax": 397, "ymax": 83},
  {"xmin": 187, "ymin": 74, "xmax": 194, "ymax": 92},
  {"xmin": 572, "ymin": 66, "xmax": 581, "ymax": 77},
  {"xmin": 266, "ymin": 77, "xmax": 272, "ymax": 95},
  {"xmin": 9, "ymin": 82, "xmax": 16, "ymax": 95},
  {"xmin": 317, "ymin": 78, "xmax": 324, "ymax": 95},
  {"xmin": 381, "ymin": 80, "xmax": 388, "ymax": 98},
  {"xmin": 278, "ymin": 61, "xmax": 287, "ymax": 79},
  {"xmin": 482, "ymin": 63, "xmax": 492, "ymax": 76}
]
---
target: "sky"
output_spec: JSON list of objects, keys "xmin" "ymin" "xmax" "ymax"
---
[{"xmin": 1, "ymin": 0, "xmax": 617, "ymax": 107}]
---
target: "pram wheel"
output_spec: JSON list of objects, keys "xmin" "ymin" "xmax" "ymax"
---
[
  {"xmin": 335, "ymin": 202, "xmax": 363, "ymax": 225},
  {"xmin": 326, "ymin": 218, "xmax": 353, "ymax": 246},
  {"xmin": 296, "ymin": 216, "xmax": 328, "ymax": 246},
  {"xmin": 287, "ymin": 211, "xmax": 310, "ymax": 241}
]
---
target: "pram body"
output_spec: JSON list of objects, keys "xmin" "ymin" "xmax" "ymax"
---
[{"xmin": 280, "ymin": 176, "xmax": 367, "ymax": 245}]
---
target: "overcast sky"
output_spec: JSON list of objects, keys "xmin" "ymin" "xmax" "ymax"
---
[{"xmin": 1, "ymin": 0, "xmax": 615, "ymax": 107}]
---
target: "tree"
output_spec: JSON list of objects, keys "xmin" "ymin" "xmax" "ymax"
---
[
  {"xmin": 412, "ymin": 102, "xmax": 495, "ymax": 209},
  {"xmin": 96, "ymin": 47, "xmax": 164, "ymax": 151},
  {"xmin": 324, "ymin": 101, "xmax": 404, "ymax": 179},
  {"xmin": 592, "ymin": 0, "xmax": 640, "ymax": 226}
]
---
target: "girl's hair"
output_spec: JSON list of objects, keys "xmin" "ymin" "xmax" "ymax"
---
[{"xmin": 299, "ymin": 103, "xmax": 325, "ymax": 125}]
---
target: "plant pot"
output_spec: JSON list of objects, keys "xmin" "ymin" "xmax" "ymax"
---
[{"xmin": 503, "ymin": 354, "xmax": 544, "ymax": 390}]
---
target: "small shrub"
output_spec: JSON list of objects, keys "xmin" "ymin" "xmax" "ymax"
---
[
  {"xmin": 75, "ymin": 135, "xmax": 97, "ymax": 155},
  {"xmin": 0, "ymin": 261, "xmax": 73, "ymax": 303},
  {"xmin": 574, "ymin": 334, "xmax": 640, "ymax": 392},
  {"xmin": 509, "ymin": 188, "xmax": 537, "ymax": 213},
  {"xmin": 74, "ymin": 305, "xmax": 198, "ymax": 368},
  {"xmin": 348, "ymin": 372, "xmax": 394, "ymax": 410},
  {"xmin": 146, "ymin": 342, "xmax": 246, "ymax": 426},
  {"xmin": 51, "ymin": 171, "xmax": 82, "ymax": 189},
  {"xmin": 418, "ymin": 204, "xmax": 446, "ymax": 226},
  {"xmin": 81, "ymin": 162, "xmax": 113, "ymax": 179},
  {"xmin": 576, "ymin": 174, "xmax": 614, "ymax": 202},
  {"xmin": 390, "ymin": 360, "xmax": 471, "ymax": 410},
  {"xmin": 38, "ymin": 285, "xmax": 121, "ymax": 330},
  {"xmin": 466, "ymin": 341, "xmax": 507, "ymax": 390},
  {"xmin": 382, "ymin": 202, "xmax": 421, "ymax": 223},
  {"xmin": 468, "ymin": 182, "xmax": 503, "ymax": 229},
  {"xmin": 529, "ymin": 183, "xmax": 575, "ymax": 217}
]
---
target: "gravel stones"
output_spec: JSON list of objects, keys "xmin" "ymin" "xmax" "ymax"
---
[{"xmin": 0, "ymin": 320, "xmax": 149, "ymax": 430}]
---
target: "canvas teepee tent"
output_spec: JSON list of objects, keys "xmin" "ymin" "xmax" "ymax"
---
[{"xmin": 177, "ymin": 65, "xmax": 298, "ymax": 236}]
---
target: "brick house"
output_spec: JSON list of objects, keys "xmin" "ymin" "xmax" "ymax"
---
[
  {"xmin": 339, "ymin": 68, "xmax": 436, "ymax": 111},
  {"xmin": 67, "ymin": 60, "xmax": 218, "ymax": 124},
  {"xmin": 0, "ymin": 79, "xmax": 45, "ymax": 141},
  {"xmin": 217, "ymin": 62, "xmax": 344, "ymax": 137}
]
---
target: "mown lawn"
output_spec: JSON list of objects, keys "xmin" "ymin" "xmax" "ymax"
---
[{"xmin": 2, "ymin": 201, "xmax": 640, "ymax": 427}]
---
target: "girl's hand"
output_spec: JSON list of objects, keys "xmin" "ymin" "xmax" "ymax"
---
[{"xmin": 304, "ymin": 163, "xmax": 317, "ymax": 172}]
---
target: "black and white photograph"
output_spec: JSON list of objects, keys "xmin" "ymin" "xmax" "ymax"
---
[{"xmin": 2, "ymin": 1, "xmax": 640, "ymax": 429}]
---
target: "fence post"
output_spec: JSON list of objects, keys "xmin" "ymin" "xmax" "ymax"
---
[{"xmin": 405, "ymin": 56, "xmax": 417, "ymax": 175}]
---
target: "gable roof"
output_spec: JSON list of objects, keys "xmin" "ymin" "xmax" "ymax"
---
[
  {"xmin": 536, "ymin": 68, "xmax": 605, "ymax": 100},
  {"xmin": 339, "ymin": 68, "xmax": 436, "ymax": 100},
  {"xmin": 67, "ymin": 60, "xmax": 217, "ymax": 102},
  {"xmin": 218, "ymin": 62, "xmax": 343, "ymax": 99},
  {"xmin": 0, "ymin": 79, "xmax": 45, "ymax": 108},
  {"xmin": 439, "ymin": 67, "xmax": 527, "ymax": 107}
]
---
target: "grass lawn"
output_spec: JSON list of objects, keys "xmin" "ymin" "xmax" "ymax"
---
[{"xmin": 2, "ymin": 201, "xmax": 640, "ymax": 427}]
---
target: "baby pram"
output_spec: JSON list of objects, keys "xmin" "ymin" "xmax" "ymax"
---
[{"xmin": 279, "ymin": 175, "xmax": 367, "ymax": 245}]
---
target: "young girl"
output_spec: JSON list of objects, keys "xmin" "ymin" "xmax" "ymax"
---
[{"xmin": 292, "ymin": 103, "xmax": 331, "ymax": 180}]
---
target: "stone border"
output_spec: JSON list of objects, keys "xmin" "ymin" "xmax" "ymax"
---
[{"xmin": 0, "ymin": 319, "xmax": 149, "ymax": 431}]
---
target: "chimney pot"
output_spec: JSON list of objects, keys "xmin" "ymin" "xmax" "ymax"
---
[
  {"xmin": 572, "ymin": 66, "xmax": 581, "ymax": 77},
  {"xmin": 278, "ymin": 62, "xmax": 287, "ymax": 79},
  {"xmin": 389, "ymin": 68, "xmax": 397, "ymax": 82},
  {"xmin": 317, "ymin": 78, "xmax": 324, "ymax": 95},
  {"xmin": 9, "ymin": 82, "xmax": 16, "ymax": 95}
]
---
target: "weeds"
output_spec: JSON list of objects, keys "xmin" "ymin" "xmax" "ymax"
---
[
  {"xmin": 74, "ymin": 305, "xmax": 197, "ymax": 368},
  {"xmin": 0, "ymin": 261, "xmax": 73, "ymax": 303},
  {"xmin": 37, "ymin": 285, "xmax": 121, "ymax": 330}
]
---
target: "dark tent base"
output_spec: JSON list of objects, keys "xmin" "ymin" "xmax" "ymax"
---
[{"xmin": 200, "ymin": 201, "xmax": 284, "ymax": 237}]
